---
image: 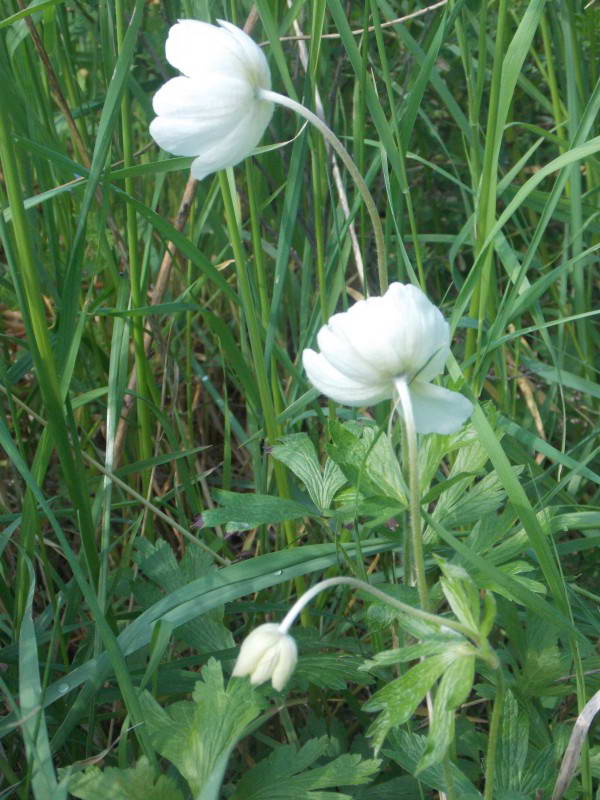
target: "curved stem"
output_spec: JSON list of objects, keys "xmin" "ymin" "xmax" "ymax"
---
[
  {"xmin": 260, "ymin": 88, "xmax": 387, "ymax": 294},
  {"xmin": 394, "ymin": 377, "xmax": 429, "ymax": 611},
  {"xmin": 278, "ymin": 576, "xmax": 474, "ymax": 639}
]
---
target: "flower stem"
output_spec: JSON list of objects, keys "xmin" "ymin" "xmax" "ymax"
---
[
  {"xmin": 394, "ymin": 377, "xmax": 429, "ymax": 612},
  {"xmin": 278, "ymin": 576, "xmax": 474, "ymax": 639},
  {"xmin": 483, "ymin": 668, "xmax": 505, "ymax": 800},
  {"xmin": 260, "ymin": 88, "xmax": 387, "ymax": 294}
]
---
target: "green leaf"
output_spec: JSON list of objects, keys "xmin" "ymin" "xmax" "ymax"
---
[
  {"xmin": 0, "ymin": 0, "xmax": 63, "ymax": 29},
  {"xmin": 361, "ymin": 635, "xmax": 463, "ymax": 670},
  {"xmin": 133, "ymin": 540, "xmax": 233, "ymax": 654},
  {"xmin": 439, "ymin": 561, "xmax": 481, "ymax": 632},
  {"xmin": 518, "ymin": 621, "xmax": 567, "ymax": 697},
  {"xmin": 201, "ymin": 490, "xmax": 317, "ymax": 529},
  {"xmin": 294, "ymin": 653, "xmax": 372, "ymax": 690},
  {"xmin": 67, "ymin": 757, "xmax": 183, "ymax": 800},
  {"xmin": 427, "ymin": 424, "xmax": 515, "ymax": 536},
  {"xmin": 19, "ymin": 561, "xmax": 64, "ymax": 800},
  {"xmin": 140, "ymin": 659, "xmax": 263, "ymax": 800},
  {"xmin": 327, "ymin": 421, "xmax": 406, "ymax": 504},
  {"xmin": 495, "ymin": 691, "xmax": 529, "ymax": 793},
  {"xmin": 230, "ymin": 736, "xmax": 380, "ymax": 800},
  {"xmin": 92, "ymin": 302, "xmax": 198, "ymax": 317},
  {"xmin": 271, "ymin": 433, "xmax": 345, "ymax": 512},
  {"xmin": 364, "ymin": 652, "xmax": 454, "ymax": 752},
  {"xmin": 386, "ymin": 730, "xmax": 482, "ymax": 798},
  {"xmin": 417, "ymin": 655, "xmax": 475, "ymax": 774}
]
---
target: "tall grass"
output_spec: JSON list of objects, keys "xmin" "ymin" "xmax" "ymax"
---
[{"xmin": 0, "ymin": 1, "xmax": 599, "ymax": 798}]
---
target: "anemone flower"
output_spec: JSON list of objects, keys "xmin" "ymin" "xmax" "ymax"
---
[
  {"xmin": 302, "ymin": 282, "xmax": 473, "ymax": 435},
  {"xmin": 149, "ymin": 19, "xmax": 273, "ymax": 180}
]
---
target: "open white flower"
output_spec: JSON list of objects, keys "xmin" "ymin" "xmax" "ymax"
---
[
  {"xmin": 149, "ymin": 19, "xmax": 273, "ymax": 180},
  {"xmin": 302, "ymin": 282, "xmax": 473, "ymax": 435},
  {"xmin": 232, "ymin": 623, "xmax": 297, "ymax": 691}
]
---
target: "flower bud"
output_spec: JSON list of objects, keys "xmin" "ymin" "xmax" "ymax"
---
[{"xmin": 232, "ymin": 623, "xmax": 297, "ymax": 691}]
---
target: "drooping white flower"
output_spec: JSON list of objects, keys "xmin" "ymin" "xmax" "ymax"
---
[
  {"xmin": 149, "ymin": 19, "xmax": 273, "ymax": 180},
  {"xmin": 232, "ymin": 623, "xmax": 297, "ymax": 691},
  {"xmin": 302, "ymin": 282, "xmax": 473, "ymax": 435}
]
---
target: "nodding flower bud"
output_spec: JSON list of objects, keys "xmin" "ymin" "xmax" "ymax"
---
[{"xmin": 232, "ymin": 623, "xmax": 297, "ymax": 691}]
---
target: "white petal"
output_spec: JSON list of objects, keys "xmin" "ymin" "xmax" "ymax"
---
[
  {"xmin": 163, "ymin": 20, "xmax": 271, "ymax": 93},
  {"xmin": 165, "ymin": 20, "xmax": 242, "ymax": 79},
  {"xmin": 329, "ymin": 296, "xmax": 405, "ymax": 376},
  {"xmin": 189, "ymin": 101, "xmax": 273, "ymax": 179},
  {"xmin": 408, "ymin": 380, "xmax": 473, "ymax": 435},
  {"xmin": 271, "ymin": 637, "xmax": 298, "ymax": 691},
  {"xmin": 217, "ymin": 20, "xmax": 271, "ymax": 90},
  {"xmin": 152, "ymin": 75, "xmax": 252, "ymax": 120},
  {"xmin": 387, "ymin": 284, "xmax": 449, "ymax": 381},
  {"xmin": 250, "ymin": 649, "xmax": 280, "ymax": 686},
  {"xmin": 316, "ymin": 323, "xmax": 382, "ymax": 383},
  {"xmin": 150, "ymin": 77, "xmax": 253, "ymax": 157},
  {"xmin": 374, "ymin": 283, "xmax": 450, "ymax": 380},
  {"xmin": 303, "ymin": 349, "xmax": 391, "ymax": 407},
  {"xmin": 232, "ymin": 623, "xmax": 280, "ymax": 678}
]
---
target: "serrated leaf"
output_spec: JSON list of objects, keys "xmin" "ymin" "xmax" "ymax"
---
[
  {"xmin": 294, "ymin": 653, "xmax": 372, "ymax": 690},
  {"xmin": 327, "ymin": 421, "xmax": 406, "ymax": 503},
  {"xmin": 322, "ymin": 457, "xmax": 347, "ymax": 509},
  {"xmin": 480, "ymin": 560, "xmax": 547, "ymax": 601},
  {"xmin": 386, "ymin": 730, "xmax": 482, "ymax": 797},
  {"xmin": 364, "ymin": 652, "xmax": 454, "ymax": 752},
  {"xmin": 439, "ymin": 560, "xmax": 481, "ymax": 632},
  {"xmin": 133, "ymin": 540, "xmax": 233, "ymax": 654},
  {"xmin": 202, "ymin": 490, "xmax": 317, "ymax": 529},
  {"xmin": 67, "ymin": 757, "xmax": 184, "ymax": 800},
  {"xmin": 139, "ymin": 659, "xmax": 263, "ymax": 800},
  {"xmin": 417, "ymin": 655, "xmax": 475, "ymax": 774},
  {"xmin": 271, "ymin": 433, "xmax": 345, "ymax": 511},
  {"xmin": 519, "ymin": 622, "xmax": 567, "ymax": 696},
  {"xmin": 361, "ymin": 635, "xmax": 464, "ymax": 670},
  {"xmin": 520, "ymin": 745, "xmax": 556, "ymax": 795},
  {"xmin": 230, "ymin": 736, "xmax": 380, "ymax": 800},
  {"xmin": 354, "ymin": 776, "xmax": 421, "ymax": 799},
  {"xmin": 495, "ymin": 691, "xmax": 529, "ymax": 793}
]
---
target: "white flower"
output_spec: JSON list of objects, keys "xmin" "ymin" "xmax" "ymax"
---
[
  {"xmin": 149, "ymin": 19, "xmax": 273, "ymax": 180},
  {"xmin": 232, "ymin": 623, "xmax": 297, "ymax": 691},
  {"xmin": 302, "ymin": 282, "xmax": 473, "ymax": 435}
]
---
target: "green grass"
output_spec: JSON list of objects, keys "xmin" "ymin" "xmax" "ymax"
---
[{"xmin": 0, "ymin": 1, "xmax": 599, "ymax": 798}]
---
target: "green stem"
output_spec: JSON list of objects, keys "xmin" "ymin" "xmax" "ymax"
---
[
  {"xmin": 260, "ymin": 88, "xmax": 387, "ymax": 294},
  {"xmin": 483, "ymin": 669, "xmax": 505, "ymax": 800},
  {"xmin": 278, "ymin": 576, "xmax": 474, "ymax": 640},
  {"xmin": 394, "ymin": 377, "xmax": 429, "ymax": 611}
]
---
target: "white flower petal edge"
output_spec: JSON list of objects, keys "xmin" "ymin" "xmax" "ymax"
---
[
  {"xmin": 407, "ymin": 380, "xmax": 474, "ymax": 435},
  {"xmin": 302, "ymin": 349, "xmax": 391, "ymax": 407}
]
